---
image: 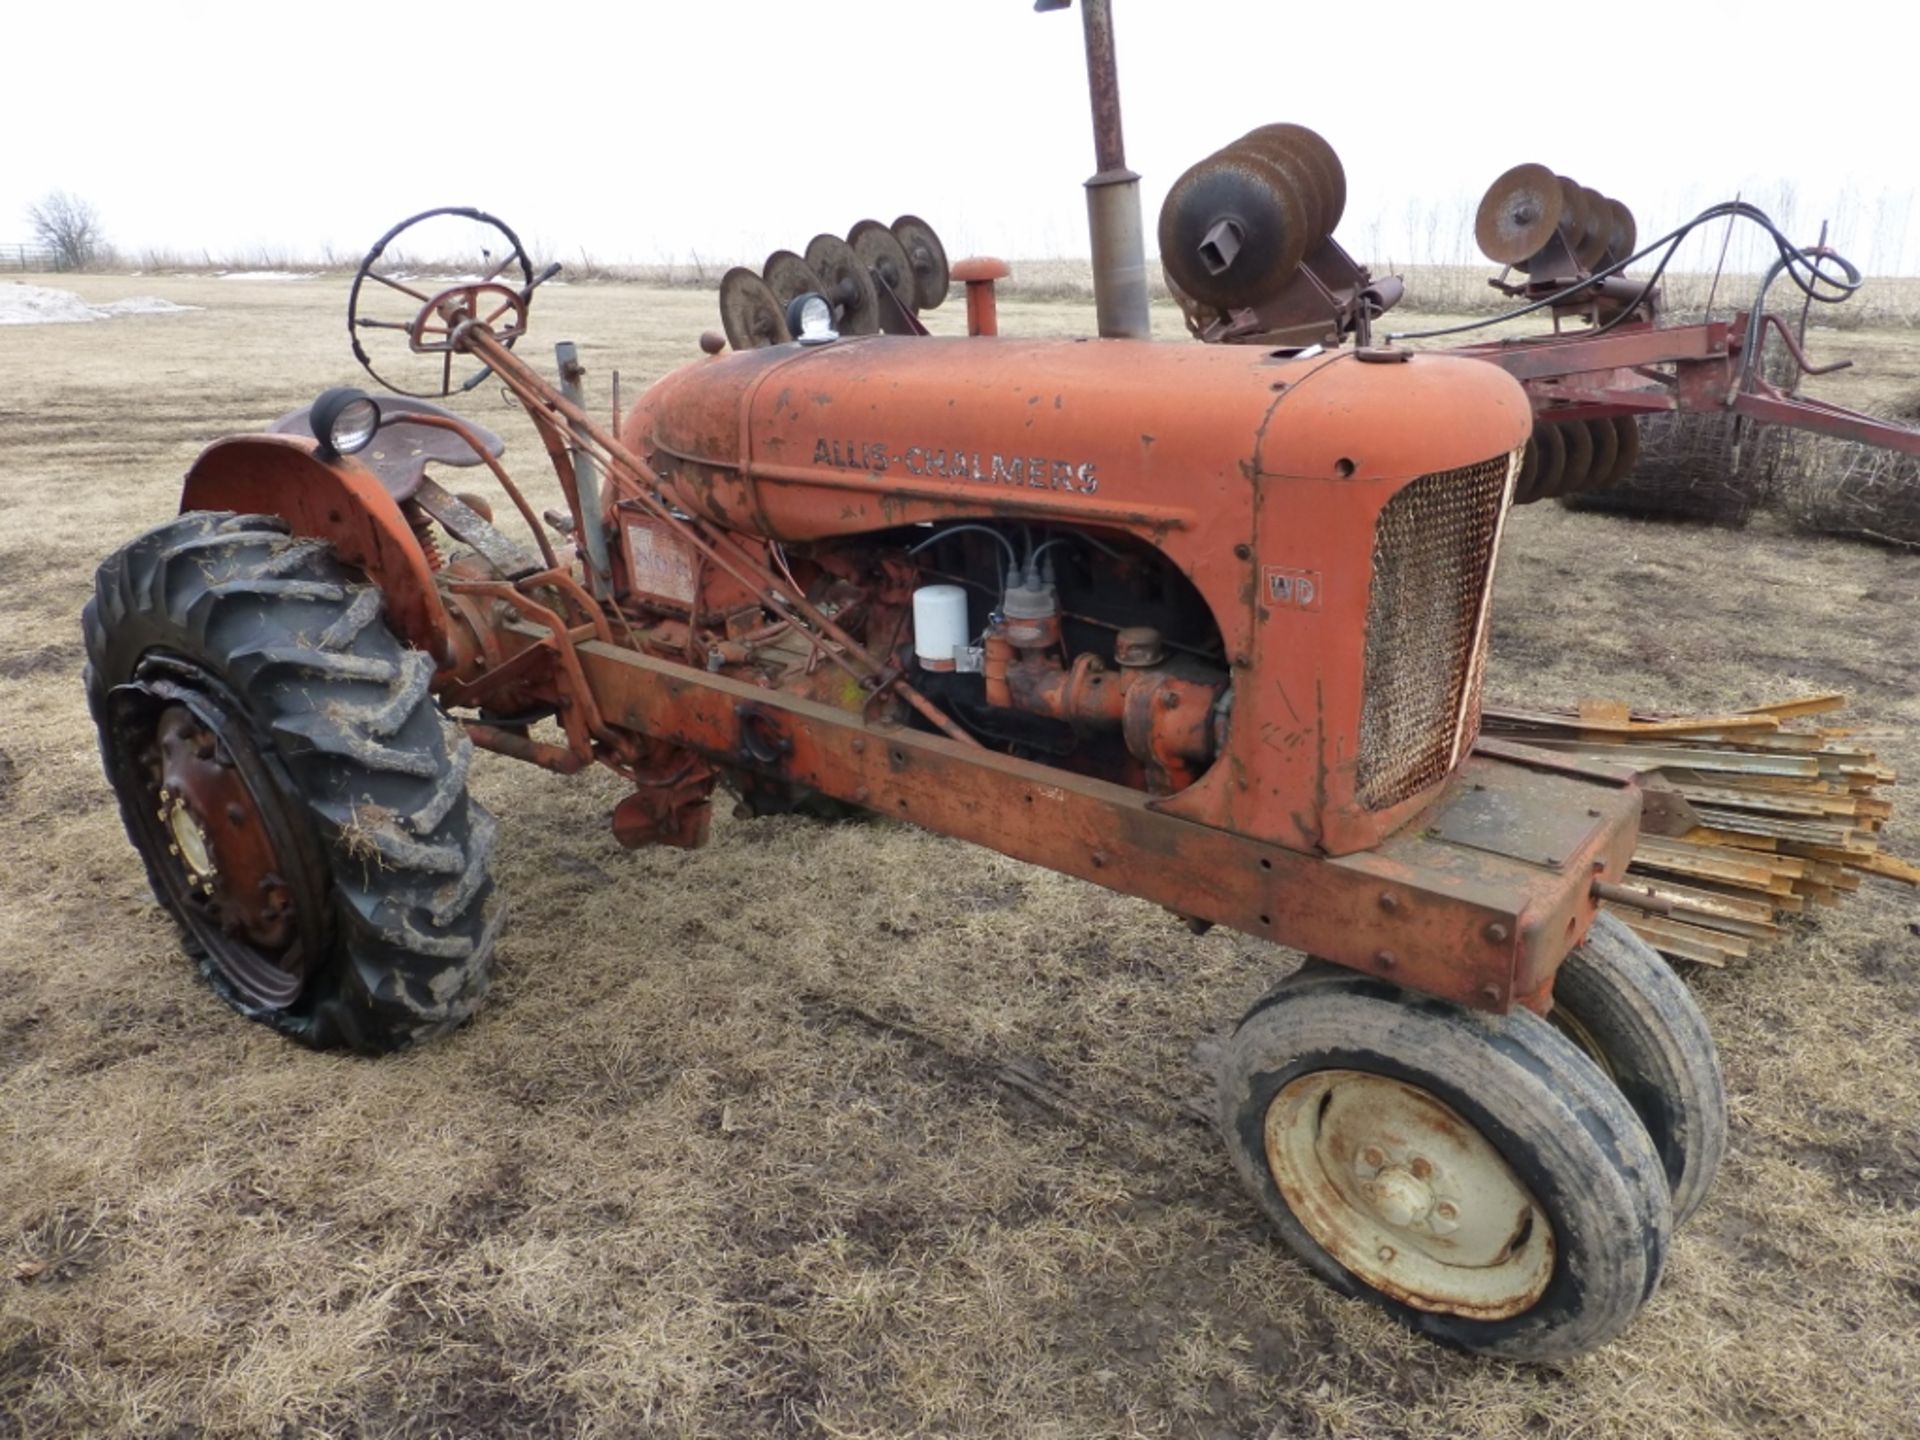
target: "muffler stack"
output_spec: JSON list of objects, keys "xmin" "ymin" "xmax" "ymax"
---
[
  {"xmin": 1158, "ymin": 123, "xmax": 1347, "ymax": 311},
  {"xmin": 1475, "ymin": 164, "xmax": 1637, "ymax": 274}
]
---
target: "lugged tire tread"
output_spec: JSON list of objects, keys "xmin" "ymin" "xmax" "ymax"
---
[
  {"xmin": 253, "ymin": 539, "xmax": 333, "ymax": 576},
  {"xmin": 331, "ymin": 650, "xmax": 435, "ymax": 736},
  {"xmin": 404, "ymin": 732, "xmax": 472, "ymax": 836},
  {"xmin": 318, "ymin": 588, "xmax": 385, "ymax": 651},
  {"xmin": 207, "ymin": 578, "xmax": 347, "ymax": 603},
  {"xmin": 83, "ymin": 510, "xmax": 499, "ymax": 1053},
  {"xmin": 230, "ymin": 643, "xmax": 400, "ymax": 684}
]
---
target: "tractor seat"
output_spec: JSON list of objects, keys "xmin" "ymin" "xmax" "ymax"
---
[{"xmin": 269, "ymin": 394, "xmax": 505, "ymax": 503}]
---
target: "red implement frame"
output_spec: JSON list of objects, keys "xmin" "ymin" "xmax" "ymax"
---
[{"xmin": 1448, "ymin": 282, "xmax": 1920, "ymax": 457}]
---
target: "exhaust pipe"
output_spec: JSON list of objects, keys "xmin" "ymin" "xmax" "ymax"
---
[{"xmin": 1038, "ymin": 0, "xmax": 1151, "ymax": 339}]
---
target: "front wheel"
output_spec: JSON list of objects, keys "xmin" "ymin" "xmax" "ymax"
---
[
  {"xmin": 1550, "ymin": 911, "xmax": 1727, "ymax": 1225},
  {"xmin": 83, "ymin": 511, "xmax": 502, "ymax": 1053},
  {"xmin": 1217, "ymin": 970, "xmax": 1672, "ymax": 1361}
]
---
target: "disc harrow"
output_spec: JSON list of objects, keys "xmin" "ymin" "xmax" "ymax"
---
[
  {"xmin": 1475, "ymin": 164, "xmax": 1638, "ymax": 278},
  {"xmin": 717, "ymin": 218, "xmax": 954, "ymax": 350},
  {"xmin": 1157, "ymin": 123, "xmax": 1400, "ymax": 348},
  {"xmin": 1510, "ymin": 418, "xmax": 1643, "ymax": 505}
]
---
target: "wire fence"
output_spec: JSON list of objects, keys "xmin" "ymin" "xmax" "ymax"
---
[{"xmin": 0, "ymin": 243, "xmax": 62, "ymax": 272}]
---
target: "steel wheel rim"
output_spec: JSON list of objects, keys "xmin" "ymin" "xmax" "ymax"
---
[
  {"xmin": 113, "ymin": 662, "xmax": 328, "ymax": 1010},
  {"xmin": 1549, "ymin": 1004, "xmax": 1620, "ymax": 1085},
  {"xmin": 1264, "ymin": 1070, "xmax": 1556, "ymax": 1319}
]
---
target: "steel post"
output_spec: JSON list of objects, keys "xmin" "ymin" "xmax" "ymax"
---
[{"xmin": 555, "ymin": 341, "xmax": 612, "ymax": 597}]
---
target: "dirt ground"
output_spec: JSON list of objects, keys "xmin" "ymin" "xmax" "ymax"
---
[{"xmin": 2, "ymin": 273, "xmax": 1918, "ymax": 1440}]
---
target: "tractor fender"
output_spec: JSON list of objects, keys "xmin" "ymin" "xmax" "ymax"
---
[{"xmin": 179, "ymin": 434, "xmax": 451, "ymax": 664}]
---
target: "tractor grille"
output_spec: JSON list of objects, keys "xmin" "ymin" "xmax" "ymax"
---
[{"xmin": 1354, "ymin": 453, "xmax": 1515, "ymax": 810}]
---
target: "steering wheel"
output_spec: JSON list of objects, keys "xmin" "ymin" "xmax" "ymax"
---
[
  {"xmin": 348, "ymin": 207, "xmax": 546, "ymax": 398},
  {"xmin": 407, "ymin": 283, "xmax": 530, "ymax": 354}
]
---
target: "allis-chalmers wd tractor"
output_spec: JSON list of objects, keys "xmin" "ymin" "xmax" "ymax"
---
[{"xmin": 83, "ymin": 1, "xmax": 1741, "ymax": 1364}]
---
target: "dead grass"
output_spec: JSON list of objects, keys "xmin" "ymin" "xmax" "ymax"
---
[{"xmin": 2, "ymin": 276, "xmax": 1919, "ymax": 1439}]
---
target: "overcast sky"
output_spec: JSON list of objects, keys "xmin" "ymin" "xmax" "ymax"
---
[{"xmin": 5, "ymin": 0, "xmax": 1915, "ymax": 276}]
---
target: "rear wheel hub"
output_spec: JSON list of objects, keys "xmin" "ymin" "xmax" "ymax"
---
[
  {"xmin": 152, "ymin": 705, "xmax": 298, "ymax": 953},
  {"xmin": 127, "ymin": 688, "xmax": 320, "ymax": 1010}
]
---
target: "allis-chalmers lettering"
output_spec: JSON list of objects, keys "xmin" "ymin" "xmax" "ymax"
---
[{"xmin": 812, "ymin": 438, "xmax": 1099, "ymax": 494}]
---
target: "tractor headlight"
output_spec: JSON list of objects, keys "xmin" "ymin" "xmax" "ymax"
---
[
  {"xmin": 309, "ymin": 387, "xmax": 382, "ymax": 459},
  {"xmin": 785, "ymin": 292, "xmax": 838, "ymax": 346}
]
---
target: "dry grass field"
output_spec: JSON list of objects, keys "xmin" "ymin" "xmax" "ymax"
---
[{"xmin": 2, "ymin": 272, "xmax": 1918, "ymax": 1440}]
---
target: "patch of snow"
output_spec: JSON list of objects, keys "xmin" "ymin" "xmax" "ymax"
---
[
  {"xmin": 0, "ymin": 283, "xmax": 202, "ymax": 326},
  {"xmin": 389, "ymin": 272, "xmax": 505, "ymax": 285},
  {"xmin": 96, "ymin": 296, "xmax": 200, "ymax": 317},
  {"xmin": 0, "ymin": 285, "xmax": 102, "ymax": 324}
]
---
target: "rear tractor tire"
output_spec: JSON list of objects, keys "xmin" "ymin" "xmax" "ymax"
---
[
  {"xmin": 1217, "ymin": 968, "xmax": 1672, "ymax": 1361},
  {"xmin": 82, "ymin": 511, "xmax": 502, "ymax": 1054}
]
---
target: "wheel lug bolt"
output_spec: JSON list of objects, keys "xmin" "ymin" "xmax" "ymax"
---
[
  {"xmin": 1410, "ymin": 1156, "xmax": 1433, "ymax": 1180},
  {"xmin": 1377, "ymin": 1245, "xmax": 1395, "ymax": 1263},
  {"xmin": 1361, "ymin": 1145, "xmax": 1386, "ymax": 1169}
]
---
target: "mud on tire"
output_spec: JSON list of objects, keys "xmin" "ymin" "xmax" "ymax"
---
[{"xmin": 83, "ymin": 511, "xmax": 501, "ymax": 1053}]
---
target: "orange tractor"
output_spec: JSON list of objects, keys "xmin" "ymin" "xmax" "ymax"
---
[{"xmin": 83, "ymin": 0, "xmax": 1727, "ymax": 1362}]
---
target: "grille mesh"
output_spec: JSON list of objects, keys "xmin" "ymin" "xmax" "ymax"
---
[{"xmin": 1354, "ymin": 454, "xmax": 1514, "ymax": 810}]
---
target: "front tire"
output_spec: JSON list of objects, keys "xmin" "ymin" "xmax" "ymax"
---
[
  {"xmin": 1549, "ymin": 910, "xmax": 1727, "ymax": 1225},
  {"xmin": 83, "ymin": 511, "xmax": 501, "ymax": 1053},
  {"xmin": 1218, "ymin": 969, "xmax": 1672, "ymax": 1361}
]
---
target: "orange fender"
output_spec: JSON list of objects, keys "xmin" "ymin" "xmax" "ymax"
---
[{"xmin": 179, "ymin": 434, "xmax": 451, "ymax": 664}]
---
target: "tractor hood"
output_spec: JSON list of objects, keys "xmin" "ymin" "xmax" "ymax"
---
[
  {"xmin": 613, "ymin": 332, "xmax": 1534, "ymax": 859},
  {"xmin": 617, "ymin": 335, "xmax": 1531, "ymax": 543}
]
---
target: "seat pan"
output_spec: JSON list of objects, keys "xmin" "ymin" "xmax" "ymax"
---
[{"xmin": 269, "ymin": 394, "xmax": 505, "ymax": 502}]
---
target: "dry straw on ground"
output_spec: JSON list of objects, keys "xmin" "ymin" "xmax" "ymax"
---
[{"xmin": 2, "ymin": 276, "xmax": 1918, "ymax": 1440}]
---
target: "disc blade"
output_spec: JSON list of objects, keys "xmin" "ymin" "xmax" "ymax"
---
[
  {"xmin": 848, "ymin": 219, "xmax": 920, "ymax": 312},
  {"xmin": 1574, "ymin": 185, "xmax": 1612, "ymax": 271},
  {"xmin": 1239, "ymin": 122, "xmax": 1346, "ymax": 236},
  {"xmin": 1524, "ymin": 420, "xmax": 1566, "ymax": 506},
  {"xmin": 1607, "ymin": 415, "xmax": 1641, "ymax": 488},
  {"xmin": 891, "ymin": 215, "xmax": 950, "ymax": 310},
  {"xmin": 1158, "ymin": 144, "xmax": 1311, "ymax": 309},
  {"xmin": 763, "ymin": 250, "xmax": 827, "ymax": 309},
  {"xmin": 1555, "ymin": 177, "xmax": 1598, "ymax": 264},
  {"xmin": 719, "ymin": 267, "xmax": 791, "ymax": 350},
  {"xmin": 1576, "ymin": 417, "xmax": 1619, "ymax": 495},
  {"xmin": 1513, "ymin": 430, "xmax": 1543, "ymax": 505},
  {"xmin": 1604, "ymin": 198, "xmax": 1637, "ymax": 266},
  {"xmin": 1550, "ymin": 417, "xmax": 1594, "ymax": 497},
  {"xmin": 1475, "ymin": 163, "xmax": 1563, "ymax": 266},
  {"xmin": 1220, "ymin": 142, "xmax": 1323, "ymax": 248},
  {"xmin": 804, "ymin": 233, "xmax": 881, "ymax": 335}
]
